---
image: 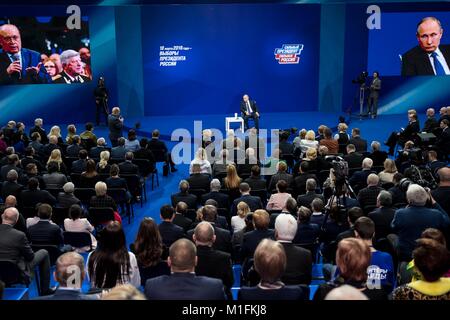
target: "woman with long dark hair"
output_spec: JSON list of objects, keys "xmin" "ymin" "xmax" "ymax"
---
[
  {"xmin": 87, "ymin": 221, "xmax": 140, "ymax": 289},
  {"xmin": 132, "ymin": 217, "xmax": 170, "ymax": 285}
]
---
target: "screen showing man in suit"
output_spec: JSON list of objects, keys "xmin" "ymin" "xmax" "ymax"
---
[
  {"xmin": 0, "ymin": 17, "xmax": 91, "ymax": 85},
  {"xmin": 402, "ymin": 17, "xmax": 450, "ymax": 76}
]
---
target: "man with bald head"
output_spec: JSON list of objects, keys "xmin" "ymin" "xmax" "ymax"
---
[
  {"xmin": 0, "ymin": 207, "xmax": 52, "ymax": 295},
  {"xmin": 144, "ymin": 238, "xmax": 226, "ymax": 300},
  {"xmin": 432, "ymin": 167, "xmax": 450, "ymax": 215},
  {"xmin": 402, "ymin": 17, "xmax": 450, "ymax": 76},
  {"xmin": 108, "ymin": 106, "xmax": 124, "ymax": 147},
  {"xmin": 0, "ymin": 24, "xmax": 51, "ymax": 84},
  {"xmin": 423, "ymin": 108, "xmax": 439, "ymax": 133},
  {"xmin": 0, "ymin": 195, "xmax": 26, "ymax": 233},
  {"xmin": 193, "ymin": 221, "xmax": 234, "ymax": 300}
]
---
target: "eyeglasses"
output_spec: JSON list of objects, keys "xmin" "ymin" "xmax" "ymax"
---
[
  {"xmin": 2, "ymin": 35, "xmax": 20, "ymax": 42},
  {"xmin": 419, "ymin": 33, "xmax": 440, "ymax": 41}
]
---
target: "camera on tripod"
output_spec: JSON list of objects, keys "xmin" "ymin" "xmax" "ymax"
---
[{"xmin": 352, "ymin": 71, "xmax": 368, "ymax": 86}]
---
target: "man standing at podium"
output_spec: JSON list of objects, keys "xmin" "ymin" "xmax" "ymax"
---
[{"xmin": 240, "ymin": 94, "xmax": 260, "ymax": 132}]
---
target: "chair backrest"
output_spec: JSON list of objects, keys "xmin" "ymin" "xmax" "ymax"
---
[
  {"xmin": 107, "ymin": 188, "xmax": 128, "ymax": 204},
  {"xmin": 31, "ymin": 244, "xmax": 62, "ymax": 266},
  {"xmin": 121, "ymin": 174, "xmax": 141, "ymax": 197},
  {"xmin": 132, "ymin": 158, "xmax": 153, "ymax": 177},
  {"xmin": 185, "ymin": 209, "xmax": 197, "ymax": 222},
  {"xmin": 63, "ymin": 231, "xmax": 92, "ymax": 250},
  {"xmin": 0, "ymin": 260, "xmax": 29, "ymax": 286},
  {"xmin": 149, "ymin": 148, "xmax": 166, "ymax": 163},
  {"xmin": 74, "ymin": 188, "xmax": 96, "ymax": 205},
  {"xmin": 21, "ymin": 206, "xmax": 37, "ymax": 219},
  {"xmin": 70, "ymin": 173, "xmax": 82, "ymax": 187},
  {"xmin": 52, "ymin": 206, "xmax": 70, "ymax": 226},
  {"xmin": 88, "ymin": 207, "xmax": 115, "ymax": 227}
]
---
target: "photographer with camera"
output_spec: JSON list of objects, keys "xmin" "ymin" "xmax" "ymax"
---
[{"xmin": 391, "ymin": 184, "xmax": 450, "ymax": 263}]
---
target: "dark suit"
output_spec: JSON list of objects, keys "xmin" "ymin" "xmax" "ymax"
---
[
  {"xmin": 28, "ymin": 220, "xmax": 63, "ymax": 246},
  {"xmin": 268, "ymin": 172, "xmax": 294, "ymax": 192},
  {"xmin": 171, "ymin": 192, "xmax": 197, "ymax": 209},
  {"xmin": 53, "ymin": 71, "xmax": 90, "ymax": 84},
  {"xmin": 241, "ymin": 229, "xmax": 275, "ymax": 260},
  {"xmin": 357, "ymin": 186, "xmax": 383, "ymax": 210},
  {"xmin": 349, "ymin": 169, "xmax": 375, "ymax": 191},
  {"xmin": 348, "ymin": 137, "xmax": 367, "ymax": 152},
  {"xmin": 344, "ymin": 152, "xmax": 364, "ymax": 169},
  {"xmin": 144, "ymin": 273, "xmax": 226, "ymax": 300},
  {"xmin": 201, "ymin": 191, "xmax": 229, "ymax": 209},
  {"xmin": 0, "ymin": 164, "xmax": 22, "ymax": 182},
  {"xmin": 293, "ymin": 173, "xmax": 318, "ymax": 197},
  {"xmin": 66, "ymin": 144, "xmax": 82, "ymax": 158},
  {"xmin": 71, "ymin": 159, "xmax": 87, "ymax": 174},
  {"xmin": 293, "ymin": 222, "xmax": 320, "ymax": 245},
  {"xmin": 401, "ymin": 45, "xmax": 450, "ymax": 76},
  {"xmin": 29, "ymin": 126, "xmax": 48, "ymax": 145},
  {"xmin": 107, "ymin": 114, "xmax": 123, "ymax": 147},
  {"xmin": 134, "ymin": 148, "xmax": 156, "ymax": 169},
  {"xmin": 369, "ymin": 207, "xmax": 396, "ymax": 240},
  {"xmin": 57, "ymin": 192, "xmax": 81, "ymax": 208},
  {"xmin": 244, "ymin": 176, "xmax": 267, "ymax": 191},
  {"xmin": 240, "ymin": 99, "xmax": 259, "ymax": 130},
  {"xmin": 158, "ymin": 221, "xmax": 184, "ymax": 248},
  {"xmin": 20, "ymin": 156, "xmax": 44, "ymax": 173},
  {"xmin": 33, "ymin": 288, "xmax": 98, "ymax": 300},
  {"xmin": 279, "ymin": 141, "xmax": 294, "ymax": 156},
  {"xmin": 1, "ymin": 181, "xmax": 23, "ymax": 200},
  {"xmin": 436, "ymin": 126, "xmax": 450, "ymax": 157},
  {"xmin": 20, "ymin": 189, "xmax": 56, "ymax": 208},
  {"xmin": 111, "ymin": 146, "xmax": 127, "ymax": 159},
  {"xmin": 187, "ymin": 225, "xmax": 232, "ymax": 254},
  {"xmin": 231, "ymin": 194, "xmax": 263, "ymax": 216},
  {"xmin": 195, "ymin": 245, "xmax": 234, "ymax": 299},
  {"xmin": 172, "ymin": 213, "xmax": 193, "ymax": 232},
  {"xmin": 400, "ymin": 120, "xmax": 420, "ymax": 143},
  {"xmin": 367, "ymin": 77, "xmax": 381, "ymax": 115},
  {"xmin": 89, "ymin": 146, "xmax": 106, "ymax": 159},
  {"xmin": 0, "ymin": 48, "xmax": 51, "ymax": 85},
  {"xmin": 118, "ymin": 161, "xmax": 139, "ymax": 175},
  {"xmin": 296, "ymin": 191, "xmax": 324, "ymax": 209},
  {"xmin": 423, "ymin": 117, "xmax": 439, "ymax": 133},
  {"xmin": 369, "ymin": 150, "xmax": 388, "ymax": 167},
  {"xmin": 187, "ymin": 173, "xmax": 210, "ymax": 192},
  {"xmin": 432, "ymin": 186, "xmax": 450, "ymax": 216},
  {"xmin": 280, "ymin": 242, "xmax": 312, "ymax": 285}
]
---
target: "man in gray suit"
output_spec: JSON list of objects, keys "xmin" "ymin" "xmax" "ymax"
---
[{"xmin": 367, "ymin": 71, "xmax": 381, "ymax": 118}]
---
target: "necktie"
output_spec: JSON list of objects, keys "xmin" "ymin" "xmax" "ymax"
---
[
  {"xmin": 431, "ymin": 51, "xmax": 446, "ymax": 75},
  {"xmin": 247, "ymin": 101, "xmax": 252, "ymax": 113}
]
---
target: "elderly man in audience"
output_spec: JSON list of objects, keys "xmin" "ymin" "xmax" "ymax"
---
[
  {"xmin": 1, "ymin": 169, "xmax": 23, "ymax": 200},
  {"xmin": 231, "ymin": 182, "xmax": 263, "ymax": 216},
  {"xmin": 193, "ymin": 221, "xmax": 234, "ymax": 300},
  {"xmin": 296, "ymin": 178, "xmax": 324, "ymax": 209},
  {"xmin": 144, "ymin": 238, "xmax": 226, "ymax": 300},
  {"xmin": 275, "ymin": 213, "xmax": 312, "ymax": 285},
  {"xmin": 57, "ymin": 182, "xmax": 81, "ymax": 208},
  {"xmin": 0, "ymin": 207, "xmax": 52, "ymax": 296},
  {"xmin": 171, "ymin": 180, "xmax": 197, "ymax": 209},
  {"xmin": 368, "ymin": 141, "xmax": 388, "ymax": 167},
  {"xmin": 89, "ymin": 137, "xmax": 107, "ymax": 159},
  {"xmin": 368, "ymin": 190, "xmax": 396, "ymax": 241},
  {"xmin": 391, "ymin": 184, "xmax": 450, "ymax": 262},
  {"xmin": 423, "ymin": 108, "xmax": 439, "ymax": 133},
  {"xmin": 357, "ymin": 173, "xmax": 383, "ymax": 213},
  {"xmin": 349, "ymin": 157, "xmax": 375, "ymax": 192},
  {"xmin": 0, "ymin": 195, "xmax": 26, "ymax": 233},
  {"xmin": 201, "ymin": 179, "xmax": 229, "ymax": 209},
  {"xmin": 34, "ymin": 252, "xmax": 98, "ymax": 300}
]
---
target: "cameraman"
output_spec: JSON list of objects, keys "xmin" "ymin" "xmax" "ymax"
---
[
  {"xmin": 94, "ymin": 77, "xmax": 109, "ymax": 126},
  {"xmin": 391, "ymin": 184, "xmax": 450, "ymax": 262}
]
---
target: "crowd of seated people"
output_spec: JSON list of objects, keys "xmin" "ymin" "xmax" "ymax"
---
[{"xmin": 0, "ymin": 113, "xmax": 449, "ymax": 301}]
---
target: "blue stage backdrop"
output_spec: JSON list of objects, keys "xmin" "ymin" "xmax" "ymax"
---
[{"xmin": 141, "ymin": 4, "xmax": 321, "ymax": 117}]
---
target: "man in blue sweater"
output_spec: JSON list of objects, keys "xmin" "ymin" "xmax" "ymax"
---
[{"xmin": 391, "ymin": 184, "xmax": 450, "ymax": 262}]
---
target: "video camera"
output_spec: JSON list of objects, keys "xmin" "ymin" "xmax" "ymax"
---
[{"xmin": 352, "ymin": 71, "xmax": 368, "ymax": 86}]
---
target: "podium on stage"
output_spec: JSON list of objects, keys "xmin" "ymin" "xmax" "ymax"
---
[{"xmin": 225, "ymin": 114, "xmax": 244, "ymax": 133}]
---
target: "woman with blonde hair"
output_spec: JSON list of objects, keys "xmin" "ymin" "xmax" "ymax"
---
[
  {"xmin": 47, "ymin": 149, "xmax": 67, "ymax": 174},
  {"xmin": 293, "ymin": 129, "xmax": 307, "ymax": 150},
  {"xmin": 66, "ymin": 124, "xmax": 77, "ymax": 144},
  {"xmin": 223, "ymin": 164, "xmax": 242, "ymax": 190},
  {"xmin": 378, "ymin": 159, "xmax": 398, "ymax": 184},
  {"xmin": 299, "ymin": 130, "xmax": 319, "ymax": 155},
  {"xmin": 97, "ymin": 150, "xmax": 111, "ymax": 174},
  {"xmin": 231, "ymin": 201, "xmax": 250, "ymax": 233},
  {"xmin": 189, "ymin": 147, "xmax": 212, "ymax": 175},
  {"xmin": 48, "ymin": 125, "xmax": 64, "ymax": 145}
]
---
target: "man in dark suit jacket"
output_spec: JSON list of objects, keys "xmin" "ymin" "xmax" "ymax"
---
[
  {"xmin": 0, "ymin": 154, "xmax": 22, "ymax": 181},
  {"xmin": 111, "ymin": 138, "xmax": 127, "ymax": 159},
  {"xmin": 20, "ymin": 178, "xmax": 56, "ymax": 208},
  {"xmin": 201, "ymin": 179, "xmax": 229, "ymax": 209},
  {"xmin": 147, "ymin": 129, "xmax": 176, "ymax": 172},
  {"xmin": 296, "ymin": 178, "xmax": 324, "ymax": 209},
  {"xmin": 268, "ymin": 164, "xmax": 294, "ymax": 193},
  {"xmin": 357, "ymin": 174, "xmax": 383, "ymax": 212},
  {"xmin": 71, "ymin": 150, "xmax": 88, "ymax": 174},
  {"xmin": 368, "ymin": 191, "xmax": 396, "ymax": 240},
  {"xmin": 274, "ymin": 214, "xmax": 312, "ymax": 285},
  {"xmin": 187, "ymin": 205, "xmax": 232, "ymax": 254},
  {"xmin": 401, "ymin": 17, "xmax": 450, "ymax": 76},
  {"xmin": 28, "ymin": 204, "xmax": 64, "ymax": 248},
  {"xmin": 158, "ymin": 205, "xmax": 185, "ymax": 248},
  {"xmin": 436, "ymin": 119, "xmax": 450, "ymax": 158},
  {"xmin": 193, "ymin": 222, "xmax": 234, "ymax": 299},
  {"xmin": 107, "ymin": 107, "xmax": 123, "ymax": 147},
  {"xmin": 0, "ymin": 24, "xmax": 51, "ymax": 85},
  {"xmin": 172, "ymin": 202, "xmax": 193, "ymax": 232},
  {"xmin": 144, "ymin": 239, "xmax": 226, "ymax": 300},
  {"xmin": 187, "ymin": 164, "xmax": 211, "ymax": 192},
  {"xmin": 1, "ymin": 169, "xmax": 23, "ymax": 200},
  {"xmin": 399, "ymin": 113, "xmax": 420, "ymax": 145},
  {"xmin": 349, "ymin": 158, "xmax": 376, "ymax": 192},
  {"xmin": 34, "ymin": 252, "xmax": 97, "ymax": 300},
  {"xmin": 171, "ymin": 180, "xmax": 197, "ymax": 209},
  {"xmin": 293, "ymin": 162, "xmax": 318, "ymax": 197},
  {"xmin": 29, "ymin": 118, "xmax": 48, "ymax": 145},
  {"xmin": 241, "ymin": 210, "xmax": 274, "ymax": 260},
  {"xmin": 368, "ymin": 141, "xmax": 388, "ymax": 167},
  {"xmin": 423, "ymin": 108, "xmax": 439, "ymax": 133},
  {"xmin": 231, "ymin": 183, "xmax": 263, "ymax": 217},
  {"xmin": 344, "ymin": 144, "xmax": 364, "ymax": 168},
  {"xmin": 0, "ymin": 207, "xmax": 51, "ymax": 295},
  {"xmin": 118, "ymin": 152, "xmax": 139, "ymax": 175},
  {"xmin": 240, "ymin": 94, "xmax": 260, "ymax": 131},
  {"xmin": 244, "ymin": 165, "xmax": 267, "ymax": 191},
  {"xmin": 348, "ymin": 128, "xmax": 367, "ymax": 152},
  {"xmin": 89, "ymin": 138, "xmax": 107, "ymax": 159},
  {"xmin": 52, "ymin": 50, "xmax": 91, "ymax": 84},
  {"xmin": 66, "ymin": 136, "xmax": 83, "ymax": 158}
]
